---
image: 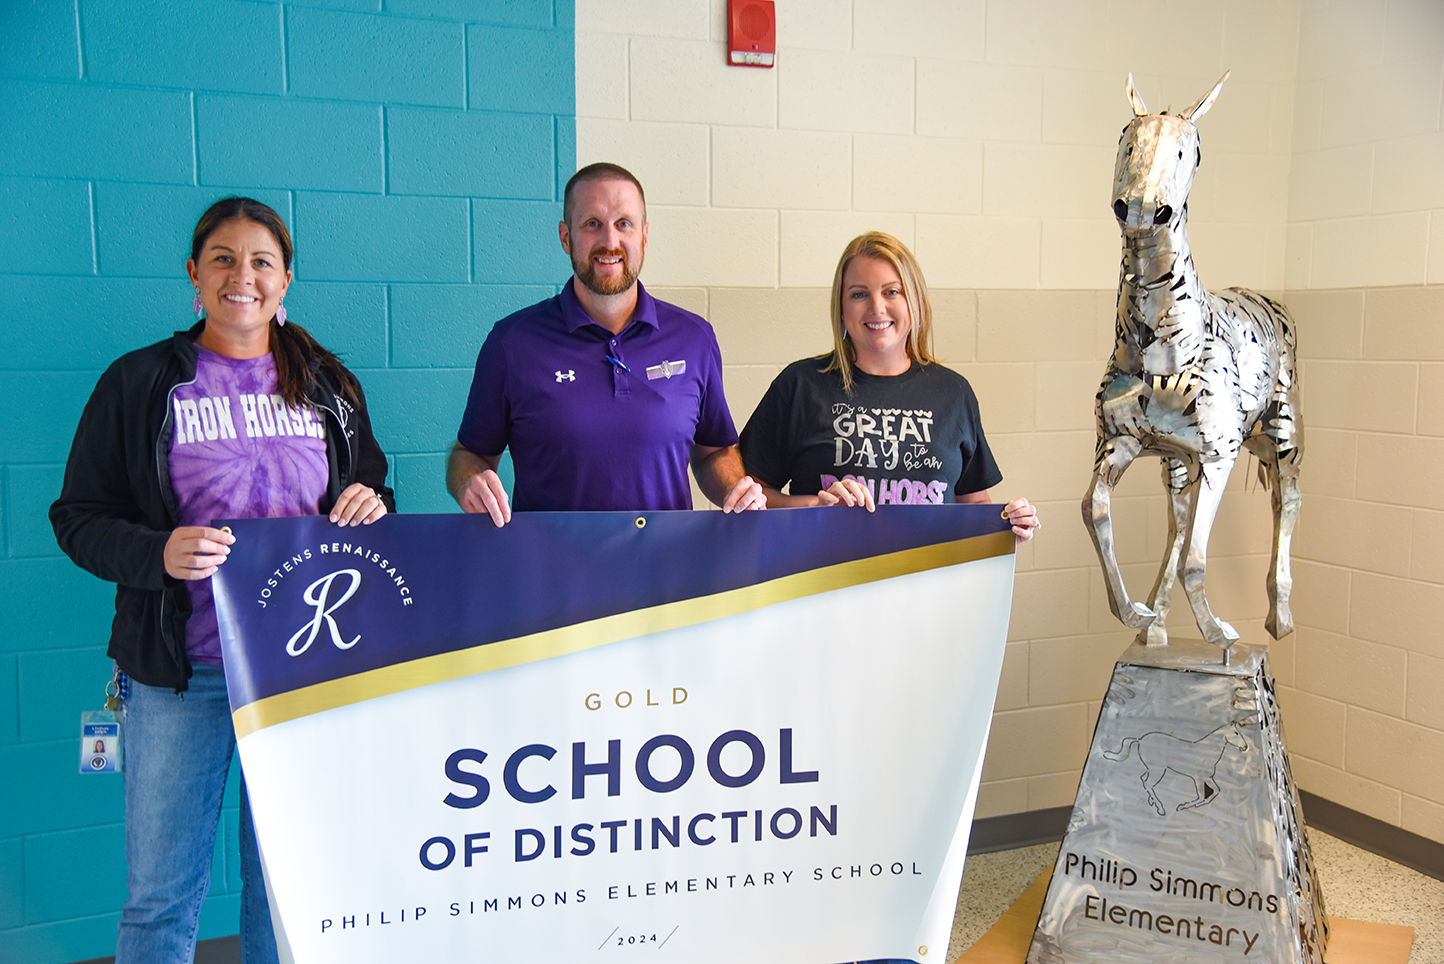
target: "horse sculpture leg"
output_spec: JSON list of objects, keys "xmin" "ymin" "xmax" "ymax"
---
[
  {"xmin": 1265, "ymin": 458, "xmax": 1301, "ymax": 639},
  {"xmin": 1083, "ymin": 437, "xmax": 1158, "ymax": 630},
  {"xmin": 1177, "ymin": 459, "xmax": 1239, "ymax": 647},
  {"xmin": 1140, "ymin": 458, "xmax": 1191, "ymax": 646}
]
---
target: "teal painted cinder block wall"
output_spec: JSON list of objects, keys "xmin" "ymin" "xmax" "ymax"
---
[{"xmin": 0, "ymin": 2, "xmax": 575, "ymax": 960}]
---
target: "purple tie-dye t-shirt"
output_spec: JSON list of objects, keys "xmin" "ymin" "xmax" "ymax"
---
[{"xmin": 169, "ymin": 347, "xmax": 329, "ymax": 664}]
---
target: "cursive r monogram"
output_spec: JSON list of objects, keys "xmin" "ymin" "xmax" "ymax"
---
[{"xmin": 286, "ymin": 569, "xmax": 362, "ymax": 657}]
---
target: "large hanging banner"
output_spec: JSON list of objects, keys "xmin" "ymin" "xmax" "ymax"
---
[{"xmin": 212, "ymin": 506, "xmax": 1015, "ymax": 963}]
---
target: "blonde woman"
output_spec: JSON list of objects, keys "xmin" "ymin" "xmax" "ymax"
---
[{"xmin": 739, "ymin": 232, "xmax": 1038, "ymax": 539}]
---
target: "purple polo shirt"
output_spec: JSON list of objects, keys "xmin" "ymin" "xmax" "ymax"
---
[{"xmin": 457, "ymin": 280, "xmax": 739, "ymax": 512}]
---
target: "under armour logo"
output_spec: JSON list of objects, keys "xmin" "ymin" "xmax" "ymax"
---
[
  {"xmin": 286, "ymin": 569, "xmax": 362, "ymax": 656},
  {"xmin": 555, "ymin": 370, "xmax": 576, "ymax": 382}
]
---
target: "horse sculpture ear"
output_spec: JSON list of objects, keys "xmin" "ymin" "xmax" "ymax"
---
[
  {"xmin": 1125, "ymin": 72, "xmax": 1149, "ymax": 116},
  {"xmin": 1181, "ymin": 70, "xmax": 1230, "ymax": 122}
]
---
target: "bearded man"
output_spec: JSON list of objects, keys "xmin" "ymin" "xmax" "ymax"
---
[{"xmin": 448, "ymin": 163, "xmax": 764, "ymax": 524}]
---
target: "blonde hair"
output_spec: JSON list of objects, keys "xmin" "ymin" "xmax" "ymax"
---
[{"xmin": 823, "ymin": 232, "xmax": 937, "ymax": 392}]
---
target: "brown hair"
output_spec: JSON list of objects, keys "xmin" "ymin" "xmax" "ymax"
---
[
  {"xmin": 563, "ymin": 162, "xmax": 646, "ymax": 227},
  {"xmin": 190, "ymin": 197, "xmax": 355, "ymax": 407},
  {"xmin": 823, "ymin": 231, "xmax": 937, "ymax": 393}
]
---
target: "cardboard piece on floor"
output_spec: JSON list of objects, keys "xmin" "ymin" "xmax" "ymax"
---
[
  {"xmin": 954, "ymin": 873, "xmax": 1052, "ymax": 964},
  {"xmin": 1322, "ymin": 917, "xmax": 1416, "ymax": 964},
  {"xmin": 954, "ymin": 872, "xmax": 1415, "ymax": 964}
]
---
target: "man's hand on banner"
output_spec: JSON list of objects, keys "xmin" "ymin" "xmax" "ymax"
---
[
  {"xmin": 721, "ymin": 474, "xmax": 767, "ymax": 513},
  {"xmin": 694, "ymin": 444, "xmax": 767, "ymax": 513},
  {"xmin": 458, "ymin": 468, "xmax": 513, "ymax": 527},
  {"xmin": 448, "ymin": 442, "xmax": 513, "ymax": 527}
]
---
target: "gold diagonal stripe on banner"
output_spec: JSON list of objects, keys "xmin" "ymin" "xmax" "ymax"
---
[{"xmin": 232, "ymin": 531, "xmax": 1014, "ymax": 739}]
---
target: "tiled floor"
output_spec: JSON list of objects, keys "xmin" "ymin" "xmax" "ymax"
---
[{"xmin": 947, "ymin": 831, "xmax": 1444, "ymax": 963}]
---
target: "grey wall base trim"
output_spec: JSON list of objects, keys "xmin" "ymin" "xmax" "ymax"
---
[
  {"xmin": 967, "ymin": 805, "xmax": 1072, "ymax": 854},
  {"xmin": 965, "ymin": 795, "xmax": 1444, "ymax": 883},
  {"xmin": 1300, "ymin": 790, "xmax": 1444, "ymax": 883},
  {"xmin": 71, "ymin": 934, "xmax": 239, "ymax": 964}
]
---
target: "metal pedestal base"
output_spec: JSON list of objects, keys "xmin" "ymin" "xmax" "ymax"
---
[{"xmin": 1027, "ymin": 640, "xmax": 1327, "ymax": 963}]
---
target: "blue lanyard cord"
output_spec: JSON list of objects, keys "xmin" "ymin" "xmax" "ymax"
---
[{"xmin": 604, "ymin": 354, "xmax": 631, "ymax": 372}]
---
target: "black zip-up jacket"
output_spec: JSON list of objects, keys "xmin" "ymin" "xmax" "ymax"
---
[{"xmin": 50, "ymin": 323, "xmax": 396, "ymax": 692}]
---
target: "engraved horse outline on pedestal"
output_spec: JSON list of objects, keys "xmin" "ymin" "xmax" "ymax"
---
[{"xmin": 1102, "ymin": 720, "xmax": 1251, "ymax": 816}]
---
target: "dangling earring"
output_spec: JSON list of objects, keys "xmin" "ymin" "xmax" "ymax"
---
[
  {"xmin": 275, "ymin": 301, "xmax": 287, "ymax": 327},
  {"xmin": 193, "ymin": 291, "xmax": 204, "ymax": 318},
  {"xmin": 841, "ymin": 327, "xmax": 849, "ymax": 340}
]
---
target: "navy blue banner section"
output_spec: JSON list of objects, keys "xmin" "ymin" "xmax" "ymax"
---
[{"xmin": 212, "ymin": 506, "xmax": 1010, "ymax": 712}]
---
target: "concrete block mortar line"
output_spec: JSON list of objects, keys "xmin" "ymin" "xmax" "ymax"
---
[
  {"xmin": 86, "ymin": 181, "xmax": 97, "ymax": 275},
  {"xmin": 189, "ymin": 92, "xmax": 198, "ymax": 187},
  {"xmin": 73, "ymin": 0, "xmax": 85, "ymax": 79},
  {"xmin": 379, "ymin": 104, "xmax": 389, "ymax": 196},
  {"xmin": 383, "ymin": 283, "xmax": 394, "ymax": 369},
  {"xmin": 279, "ymin": 3, "xmax": 289, "ymax": 95}
]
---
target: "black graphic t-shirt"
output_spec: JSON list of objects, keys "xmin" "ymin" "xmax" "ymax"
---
[{"xmin": 739, "ymin": 358, "xmax": 1003, "ymax": 504}]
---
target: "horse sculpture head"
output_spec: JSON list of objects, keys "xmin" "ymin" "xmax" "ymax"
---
[{"xmin": 1112, "ymin": 72, "xmax": 1228, "ymax": 234}]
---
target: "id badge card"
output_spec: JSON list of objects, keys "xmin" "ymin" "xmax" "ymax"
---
[{"xmin": 80, "ymin": 710, "xmax": 122, "ymax": 774}]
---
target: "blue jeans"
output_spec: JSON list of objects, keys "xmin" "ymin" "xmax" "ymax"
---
[{"xmin": 117, "ymin": 665, "xmax": 279, "ymax": 964}]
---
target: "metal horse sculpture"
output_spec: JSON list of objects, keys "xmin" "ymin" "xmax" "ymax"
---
[{"xmin": 1084, "ymin": 73, "xmax": 1303, "ymax": 650}]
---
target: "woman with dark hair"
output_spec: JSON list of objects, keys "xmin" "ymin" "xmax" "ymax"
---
[
  {"xmin": 740, "ymin": 231, "xmax": 1039, "ymax": 538},
  {"xmin": 50, "ymin": 197, "xmax": 394, "ymax": 963}
]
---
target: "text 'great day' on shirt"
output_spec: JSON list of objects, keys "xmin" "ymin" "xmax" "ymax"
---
[{"xmin": 739, "ymin": 358, "xmax": 1003, "ymax": 504}]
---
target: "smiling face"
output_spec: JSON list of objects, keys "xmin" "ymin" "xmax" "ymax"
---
[
  {"xmin": 840, "ymin": 255, "xmax": 914, "ymax": 376},
  {"xmin": 186, "ymin": 218, "xmax": 291, "ymax": 358},
  {"xmin": 559, "ymin": 178, "xmax": 648, "ymax": 297}
]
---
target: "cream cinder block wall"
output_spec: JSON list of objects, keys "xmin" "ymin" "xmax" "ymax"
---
[
  {"xmin": 573, "ymin": 0, "xmax": 1444, "ymax": 837},
  {"xmin": 1276, "ymin": 0, "xmax": 1444, "ymax": 845}
]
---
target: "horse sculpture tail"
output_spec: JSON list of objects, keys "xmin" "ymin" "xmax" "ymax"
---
[{"xmin": 1102, "ymin": 737, "xmax": 1139, "ymax": 762}]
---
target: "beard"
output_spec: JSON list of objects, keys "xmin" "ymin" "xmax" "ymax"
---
[{"xmin": 573, "ymin": 246, "xmax": 641, "ymax": 296}]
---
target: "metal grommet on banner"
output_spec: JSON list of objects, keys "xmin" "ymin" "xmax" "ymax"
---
[
  {"xmin": 221, "ymin": 526, "xmax": 233, "ymax": 535},
  {"xmin": 999, "ymin": 510, "xmax": 1008, "ymax": 520},
  {"xmin": 635, "ymin": 517, "xmax": 647, "ymax": 529},
  {"xmin": 918, "ymin": 947, "xmax": 928, "ymax": 956}
]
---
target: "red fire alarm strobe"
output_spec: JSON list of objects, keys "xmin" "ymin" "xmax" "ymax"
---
[{"xmin": 728, "ymin": 0, "xmax": 775, "ymax": 67}]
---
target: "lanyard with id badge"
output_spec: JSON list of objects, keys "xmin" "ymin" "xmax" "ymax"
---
[{"xmin": 80, "ymin": 668, "xmax": 125, "ymax": 774}]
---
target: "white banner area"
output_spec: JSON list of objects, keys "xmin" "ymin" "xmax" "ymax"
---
[{"xmin": 213, "ymin": 509, "xmax": 1015, "ymax": 963}]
